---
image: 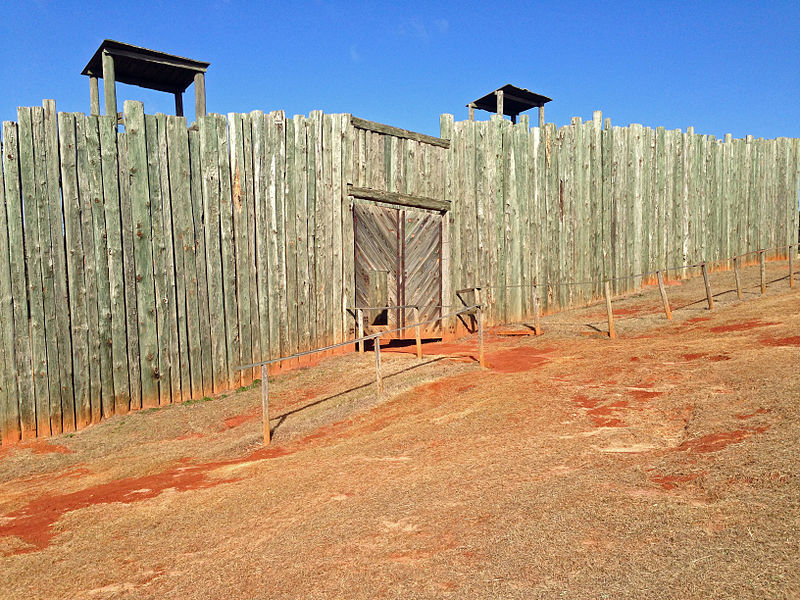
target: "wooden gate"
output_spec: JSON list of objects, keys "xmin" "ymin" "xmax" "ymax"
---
[{"xmin": 353, "ymin": 202, "xmax": 442, "ymax": 338}]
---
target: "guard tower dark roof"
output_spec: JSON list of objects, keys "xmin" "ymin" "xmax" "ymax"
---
[
  {"xmin": 467, "ymin": 84, "xmax": 552, "ymax": 126},
  {"xmin": 81, "ymin": 39, "xmax": 210, "ymax": 120}
]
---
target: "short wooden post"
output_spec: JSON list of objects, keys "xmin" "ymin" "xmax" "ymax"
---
[
  {"xmin": 604, "ymin": 281, "xmax": 616, "ymax": 339},
  {"xmin": 357, "ymin": 308, "xmax": 364, "ymax": 354},
  {"xmin": 374, "ymin": 336, "xmax": 383, "ymax": 398},
  {"xmin": 733, "ymin": 257, "xmax": 743, "ymax": 300},
  {"xmin": 495, "ymin": 90, "xmax": 504, "ymax": 117},
  {"xmin": 538, "ymin": 105, "xmax": 545, "ymax": 128},
  {"xmin": 701, "ymin": 263, "xmax": 714, "ymax": 310},
  {"xmin": 194, "ymin": 72, "xmax": 207, "ymax": 118},
  {"xmin": 89, "ymin": 76, "xmax": 100, "ymax": 116},
  {"xmin": 413, "ymin": 306, "xmax": 422, "ymax": 359},
  {"xmin": 468, "ymin": 103, "xmax": 475, "ymax": 122},
  {"xmin": 531, "ymin": 284, "xmax": 542, "ymax": 335},
  {"xmin": 473, "ymin": 287, "xmax": 482, "ymax": 333},
  {"xmin": 174, "ymin": 92, "xmax": 184, "ymax": 117},
  {"xmin": 656, "ymin": 271, "xmax": 672, "ymax": 320},
  {"xmin": 101, "ymin": 50, "xmax": 117, "ymax": 121},
  {"xmin": 477, "ymin": 306, "xmax": 485, "ymax": 368},
  {"xmin": 790, "ymin": 245, "xmax": 795, "ymax": 289},
  {"xmin": 759, "ymin": 250, "xmax": 766, "ymax": 294},
  {"xmin": 261, "ymin": 365, "xmax": 270, "ymax": 445}
]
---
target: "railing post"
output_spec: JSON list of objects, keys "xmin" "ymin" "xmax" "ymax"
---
[
  {"xmin": 357, "ymin": 308, "xmax": 364, "ymax": 354},
  {"xmin": 532, "ymin": 284, "xmax": 542, "ymax": 335},
  {"xmin": 603, "ymin": 281, "xmax": 616, "ymax": 339},
  {"xmin": 733, "ymin": 257, "xmax": 743, "ymax": 300},
  {"xmin": 261, "ymin": 365, "xmax": 270, "ymax": 446},
  {"xmin": 477, "ymin": 305, "xmax": 485, "ymax": 368},
  {"xmin": 413, "ymin": 306, "xmax": 423, "ymax": 359},
  {"xmin": 656, "ymin": 271, "xmax": 672, "ymax": 320},
  {"xmin": 790, "ymin": 245, "xmax": 795, "ymax": 289},
  {"xmin": 374, "ymin": 335, "xmax": 383, "ymax": 398},
  {"xmin": 473, "ymin": 287, "xmax": 482, "ymax": 333},
  {"xmin": 759, "ymin": 250, "xmax": 766, "ymax": 294},
  {"xmin": 701, "ymin": 262, "xmax": 714, "ymax": 310}
]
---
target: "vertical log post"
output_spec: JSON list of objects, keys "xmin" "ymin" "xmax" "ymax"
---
[
  {"xmin": 702, "ymin": 263, "xmax": 715, "ymax": 310},
  {"xmin": 261, "ymin": 365, "xmax": 270, "ymax": 445},
  {"xmin": 101, "ymin": 50, "xmax": 117, "ymax": 122},
  {"xmin": 656, "ymin": 271, "xmax": 672, "ymax": 320},
  {"xmin": 413, "ymin": 306, "xmax": 422, "ymax": 359},
  {"xmin": 174, "ymin": 92, "xmax": 184, "ymax": 117},
  {"xmin": 357, "ymin": 308, "xmax": 364, "ymax": 354},
  {"xmin": 495, "ymin": 90, "xmax": 504, "ymax": 118},
  {"xmin": 759, "ymin": 250, "xmax": 766, "ymax": 294},
  {"xmin": 790, "ymin": 245, "xmax": 795, "ymax": 289},
  {"xmin": 532, "ymin": 284, "xmax": 542, "ymax": 335},
  {"xmin": 194, "ymin": 72, "xmax": 207, "ymax": 118},
  {"xmin": 374, "ymin": 335, "xmax": 383, "ymax": 398},
  {"xmin": 477, "ymin": 306, "xmax": 485, "ymax": 368},
  {"xmin": 468, "ymin": 103, "xmax": 475, "ymax": 122},
  {"xmin": 89, "ymin": 76, "xmax": 100, "ymax": 116},
  {"xmin": 733, "ymin": 257, "xmax": 743, "ymax": 300},
  {"xmin": 538, "ymin": 105, "xmax": 545, "ymax": 128},
  {"xmin": 604, "ymin": 281, "xmax": 616, "ymax": 339}
]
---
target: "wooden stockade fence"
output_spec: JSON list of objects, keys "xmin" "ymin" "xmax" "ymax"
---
[
  {"xmin": 444, "ymin": 112, "xmax": 800, "ymax": 326},
  {"xmin": 0, "ymin": 100, "xmax": 798, "ymax": 443}
]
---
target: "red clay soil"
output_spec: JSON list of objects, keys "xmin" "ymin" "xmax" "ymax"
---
[
  {"xmin": 0, "ymin": 261, "xmax": 798, "ymax": 599},
  {"xmin": 708, "ymin": 319, "xmax": 779, "ymax": 333},
  {"xmin": 759, "ymin": 335, "xmax": 800, "ymax": 347},
  {"xmin": 0, "ymin": 441, "xmax": 72, "ymax": 459}
]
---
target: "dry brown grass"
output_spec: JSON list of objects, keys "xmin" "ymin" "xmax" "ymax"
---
[{"xmin": 1, "ymin": 260, "xmax": 798, "ymax": 599}]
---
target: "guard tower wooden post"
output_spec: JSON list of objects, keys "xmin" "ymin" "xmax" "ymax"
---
[
  {"xmin": 82, "ymin": 39, "xmax": 210, "ymax": 122},
  {"xmin": 467, "ymin": 84, "xmax": 552, "ymax": 127}
]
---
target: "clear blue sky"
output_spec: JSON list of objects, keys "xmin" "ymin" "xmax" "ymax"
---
[{"xmin": 2, "ymin": 0, "xmax": 799, "ymax": 140}]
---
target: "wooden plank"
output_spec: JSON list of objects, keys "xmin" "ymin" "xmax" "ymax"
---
[
  {"xmin": 342, "ymin": 115, "xmax": 356, "ymax": 341},
  {"xmin": 242, "ymin": 113, "xmax": 261, "ymax": 379},
  {"xmin": 331, "ymin": 114, "xmax": 344, "ymax": 343},
  {"xmin": 230, "ymin": 113, "xmax": 253, "ymax": 384},
  {"xmin": 251, "ymin": 111, "xmax": 272, "ymax": 364},
  {"xmin": 117, "ymin": 130, "xmax": 142, "ymax": 412},
  {"xmin": 284, "ymin": 116, "xmax": 299, "ymax": 361},
  {"xmin": 144, "ymin": 114, "xmax": 171, "ymax": 406},
  {"xmin": 99, "ymin": 115, "xmax": 131, "ymax": 414},
  {"xmin": 294, "ymin": 114, "xmax": 312, "ymax": 350},
  {"xmin": 167, "ymin": 116, "xmax": 200, "ymax": 400},
  {"xmin": 42, "ymin": 100, "xmax": 72, "ymax": 434},
  {"xmin": 57, "ymin": 113, "xmax": 86, "ymax": 427},
  {"xmin": 0, "ymin": 127, "xmax": 21, "ymax": 443},
  {"xmin": 17, "ymin": 108, "xmax": 50, "ymax": 436},
  {"xmin": 265, "ymin": 111, "xmax": 284, "ymax": 357},
  {"xmin": 346, "ymin": 185, "xmax": 449, "ymax": 212},
  {"xmin": 30, "ymin": 107, "xmax": 61, "ymax": 436},
  {"xmin": 215, "ymin": 114, "xmax": 239, "ymax": 387},
  {"xmin": 303, "ymin": 114, "xmax": 318, "ymax": 350},
  {"xmin": 188, "ymin": 125, "xmax": 213, "ymax": 396},
  {"xmin": 84, "ymin": 115, "xmax": 114, "ymax": 420},
  {"xmin": 123, "ymin": 101, "xmax": 159, "ymax": 409},
  {"xmin": 156, "ymin": 113, "xmax": 181, "ymax": 403},
  {"xmin": 350, "ymin": 116, "xmax": 450, "ymax": 148},
  {"xmin": 315, "ymin": 112, "xmax": 330, "ymax": 346},
  {"xmin": 74, "ymin": 115, "xmax": 102, "ymax": 424},
  {"xmin": 197, "ymin": 115, "xmax": 227, "ymax": 392}
]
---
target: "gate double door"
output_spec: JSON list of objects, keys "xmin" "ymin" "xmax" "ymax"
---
[{"xmin": 354, "ymin": 202, "xmax": 442, "ymax": 338}]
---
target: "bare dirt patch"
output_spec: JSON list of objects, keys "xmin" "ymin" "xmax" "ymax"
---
[{"xmin": 1, "ymin": 260, "xmax": 799, "ymax": 599}]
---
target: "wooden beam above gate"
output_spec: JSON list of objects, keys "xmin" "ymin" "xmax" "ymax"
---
[
  {"xmin": 350, "ymin": 117, "xmax": 450, "ymax": 148},
  {"xmin": 348, "ymin": 185, "xmax": 450, "ymax": 212}
]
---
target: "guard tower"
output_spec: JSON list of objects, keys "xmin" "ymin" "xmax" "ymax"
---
[
  {"xmin": 81, "ymin": 39, "xmax": 210, "ymax": 121},
  {"xmin": 467, "ymin": 84, "xmax": 551, "ymax": 127}
]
